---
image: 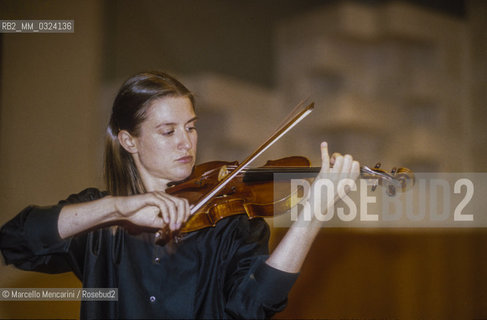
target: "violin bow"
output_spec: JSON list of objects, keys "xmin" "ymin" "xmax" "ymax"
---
[{"xmin": 189, "ymin": 101, "xmax": 315, "ymax": 216}]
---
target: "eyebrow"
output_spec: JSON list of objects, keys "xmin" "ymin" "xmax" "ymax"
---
[{"xmin": 155, "ymin": 116, "xmax": 198, "ymax": 128}]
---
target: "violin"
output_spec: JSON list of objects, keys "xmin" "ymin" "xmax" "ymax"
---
[
  {"xmin": 164, "ymin": 156, "xmax": 414, "ymax": 235},
  {"xmin": 157, "ymin": 101, "xmax": 415, "ymax": 241}
]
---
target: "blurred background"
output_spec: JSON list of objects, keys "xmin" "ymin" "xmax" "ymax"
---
[{"xmin": 0, "ymin": 0, "xmax": 486, "ymax": 318}]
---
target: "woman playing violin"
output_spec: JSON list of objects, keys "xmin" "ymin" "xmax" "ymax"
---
[{"xmin": 0, "ymin": 71, "xmax": 360, "ymax": 319}]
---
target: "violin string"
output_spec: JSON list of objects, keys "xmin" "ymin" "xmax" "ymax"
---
[{"xmin": 226, "ymin": 165, "xmax": 399, "ymax": 183}]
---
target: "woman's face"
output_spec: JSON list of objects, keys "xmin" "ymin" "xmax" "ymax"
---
[{"xmin": 131, "ymin": 96, "xmax": 197, "ymax": 190}]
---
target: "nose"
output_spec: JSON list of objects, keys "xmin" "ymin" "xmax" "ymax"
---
[{"xmin": 177, "ymin": 130, "xmax": 192, "ymax": 150}]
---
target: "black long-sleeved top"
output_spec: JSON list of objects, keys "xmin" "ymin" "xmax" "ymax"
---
[{"xmin": 0, "ymin": 188, "xmax": 298, "ymax": 319}]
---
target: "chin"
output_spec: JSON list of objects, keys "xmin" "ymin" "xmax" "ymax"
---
[{"xmin": 172, "ymin": 167, "xmax": 193, "ymax": 182}]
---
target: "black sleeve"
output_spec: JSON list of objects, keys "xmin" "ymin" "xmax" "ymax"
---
[
  {"xmin": 0, "ymin": 188, "xmax": 106, "ymax": 277},
  {"xmin": 223, "ymin": 217, "xmax": 298, "ymax": 319}
]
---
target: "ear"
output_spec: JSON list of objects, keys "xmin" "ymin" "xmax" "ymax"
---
[{"xmin": 118, "ymin": 130, "xmax": 138, "ymax": 154}]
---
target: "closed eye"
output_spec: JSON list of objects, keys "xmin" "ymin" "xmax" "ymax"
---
[{"xmin": 161, "ymin": 130, "xmax": 174, "ymax": 136}]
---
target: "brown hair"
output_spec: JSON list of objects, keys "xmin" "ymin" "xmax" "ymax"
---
[{"xmin": 104, "ymin": 71, "xmax": 194, "ymax": 195}]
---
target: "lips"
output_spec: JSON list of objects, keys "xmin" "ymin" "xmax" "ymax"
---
[{"xmin": 176, "ymin": 156, "xmax": 193, "ymax": 163}]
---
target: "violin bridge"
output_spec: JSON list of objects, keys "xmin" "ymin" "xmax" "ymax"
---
[{"xmin": 218, "ymin": 165, "xmax": 230, "ymax": 181}]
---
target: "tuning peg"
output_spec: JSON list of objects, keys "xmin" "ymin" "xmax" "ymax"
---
[{"xmin": 371, "ymin": 162, "xmax": 381, "ymax": 191}]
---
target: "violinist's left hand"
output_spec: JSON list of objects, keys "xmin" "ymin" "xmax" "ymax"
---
[
  {"xmin": 266, "ymin": 141, "xmax": 360, "ymax": 273},
  {"xmin": 307, "ymin": 141, "xmax": 361, "ymax": 218}
]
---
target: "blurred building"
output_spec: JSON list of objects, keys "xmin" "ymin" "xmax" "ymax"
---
[{"xmin": 183, "ymin": 2, "xmax": 473, "ymax": 173}]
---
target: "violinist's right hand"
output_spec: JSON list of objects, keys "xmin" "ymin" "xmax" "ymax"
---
[
  {"xmin": 114, "ymin": 192, "xmax": 191, "ymax": 231},
  {"xmin": 58, "ymin": 192, "xmax": 191, "ymax": 239}
]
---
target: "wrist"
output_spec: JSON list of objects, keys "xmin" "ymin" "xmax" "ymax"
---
[{"xmin": 110, "ymin": 196, "xmax": 126, "ymax": 221}]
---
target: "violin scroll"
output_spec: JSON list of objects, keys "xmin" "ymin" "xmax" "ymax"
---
[{"xmin": 361, "ymin": 162, "xmax": 415, "ymax": 196}]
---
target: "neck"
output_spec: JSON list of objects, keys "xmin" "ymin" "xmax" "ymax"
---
[{"xmin": 133, "ymin": 155, "xmax": 170, "ymax": 192}]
